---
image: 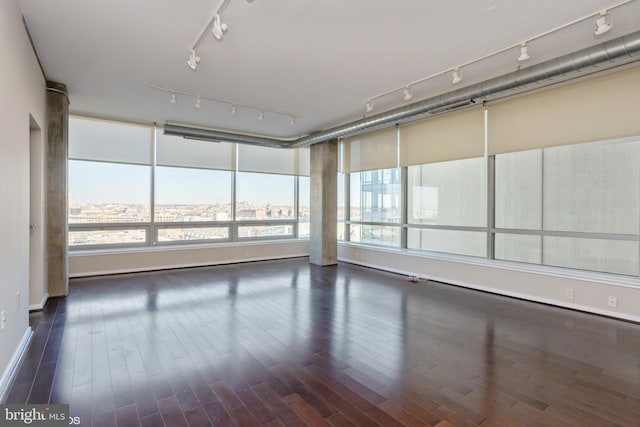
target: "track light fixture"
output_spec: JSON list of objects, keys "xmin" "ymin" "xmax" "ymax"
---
[
  {"xmin": 187, "ymin": 49, "xmax": 200, "ymax": 70},
  {"xmin": 452, "ymin": 68, "xmax": 463, "ymax": 85},
  {"xmin": 151, "ymin": 85, "xmax": 300, "ymax": 126},
  {"xmin": 365, "ymin": 100, "xmax": 374, "ymax": 113},
  {"xmin": 594, "ymin": 10, "xmax": 612, "ymax": 35},
  {"xmin": 212, "ymin": 13, "xmax": 228, "ymax": 40},
  {"xmin": 403, "ymin": 86, "xmax": 413, "ymax": 101},
  {"xmin": 364, "ymin": 2, "xmax": 630, "ymax": 113},
  {"xmin": 518, "ymin": 43, "xmax": 530, "ymax": 62},
  {"xmin": 188, "ymin": 0, "xmax": 257, "ymax": 70}
]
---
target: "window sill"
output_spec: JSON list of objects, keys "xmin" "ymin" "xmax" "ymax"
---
[
  {"xmin": 70, "ymin": 238, "xmax": 310, "ymax": 257},
  {"xmin": 338, "ymin": 241, "xmax": 640, "ymax": 289}
]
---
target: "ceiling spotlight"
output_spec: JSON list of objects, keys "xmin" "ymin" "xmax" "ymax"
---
[
  {"xmin": 230, "ymin": 104, "xmax": 237, "ymax": 115},
  {"xmin": 212, "ymin": 14, "xmax": 228, "ymax": 40},
  {"xmin": 594, "ymin": 10, "xmax": 612, "ymax": 36},
  {"xmin": 289, "ymin": 115, "xmax": 296, "ymax": 126},
  {"xmin": 169, "ymin": 91, "xmax": 177, "ymax": 104},
  {"xmin": 257, "ymin": 110, "xmax": 264, "ymax": 121},
  {"xmin": 365, "ymin": 100, "xmax": 374, "ymax": 113},
  {"xmin": 403, "ymin": 86, "xmax": 413, "ymax": 101},
  {"xmin": 518, "ymin": 43, "xmax": 530, "ymax": 62},
  {"xmin": 187, "ymin": 49, "xmax": 200, "ymax": 70},
  {"xmin": 452, "ymin": 68, "xmax": 463, "ymax": 85},
  {"xmin": 194, "ymin": 97, "xmax": 202, "ymax": 109}
]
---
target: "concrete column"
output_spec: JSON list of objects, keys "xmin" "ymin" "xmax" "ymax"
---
[
  {"xmin": 46, "ymin": 81, "xmax": 68, "ymax": 297},
  {"xmin": 309, "ymin": 139, "xmax": 338, "ymax": 266}
]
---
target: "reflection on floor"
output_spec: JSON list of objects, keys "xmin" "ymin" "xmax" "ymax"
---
[{"xmin": 7, "ymin": 257, "xmax": 640, "ymax": 426}]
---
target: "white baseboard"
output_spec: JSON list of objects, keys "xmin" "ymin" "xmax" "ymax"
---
[
  {"xmin": 69, "ymin": 253, "xmax": 309, "ymax": 278},
  {"xmin": 0, "ymin": 327, "xmax": 33, "ymax": 403},
  {"xmin": 29, "ymin": 292, "xmax": 49, "ymax": 311},
  {"xmin": 339, "ymin": 256, "xmax": 640, "ymax": 324}
]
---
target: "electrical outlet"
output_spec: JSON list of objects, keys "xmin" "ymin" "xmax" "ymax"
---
[
  {"xmin": 0, "ymin": 310, "xmax": 5, "ymax": 332},
  {"xmin": 16, "ymin": 292, "xmax": 20, "ymax": 309},
  {"xmin": 608, "ymin": 296, "xmax": 618, "ymax": 308},
  {"xmin": 565, "ymin": 288, "xmax": 574, "ymax": 300}
]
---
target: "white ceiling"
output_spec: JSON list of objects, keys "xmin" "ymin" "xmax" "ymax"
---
[{"xmin": 17, "ymin": 0, "xmax": 640, "ymax": 139}]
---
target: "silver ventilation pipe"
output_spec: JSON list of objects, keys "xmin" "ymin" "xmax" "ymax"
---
[{"xmin": 165, "ymin": 29, "xmax": 640, "ymax": 148}]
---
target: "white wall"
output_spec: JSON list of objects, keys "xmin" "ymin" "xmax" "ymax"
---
[
  {"xmin": 29, "ymin": 124, "xmax": 47, "ymax": 310},
  {"xmin": 339, "ymin": 244, "xmax": 640, "ymax": 322},
  {"xmin": 69, "ymin": 240, "xmax": 310, "ymax": 277},
  {"xmin": 0, "ymin": 0, "xmax": 47, "ymax": 399}
]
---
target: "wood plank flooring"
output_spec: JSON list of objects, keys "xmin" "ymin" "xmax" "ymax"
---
[{"xmin": 7, "ymin": 258, "xmax": 640, "ymax": 426}]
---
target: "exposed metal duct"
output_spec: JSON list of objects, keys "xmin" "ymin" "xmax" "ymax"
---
[{"xmin": 165, "ymin": 30, "xmax": 640, "ymax": 148}]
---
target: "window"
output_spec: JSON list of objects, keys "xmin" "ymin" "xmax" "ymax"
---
[
  {"xmin": 68, "ymin": 117, "xmax": 310, "ymax": 250},
  {"xmin": 236, "ymin": 172, "xmax": 295, "ymax": 220},
  {"xmin": 157, "ymin": 226, "xmax": 229, "ymax": 243},
  {"xmin": 406, "ymin": 157, "xmax": 486, "ymax": 257},
  {"xmin": 68, "ymin": 161, "xmax": 151, "ymax": 224},
  {"xmin": 155, "ymin": 167, "xmax": 232, "ymax": 222},
  {"xmin": 337, "ymin": 173, "xmax": 345, "ymax": 240},
  {"xmin": 298, "ymin": 176, "xmax": 310, "ymax": 238},
  {"xmin": 349, "ymin": 168, "xmax": 401, "ymax": 247},
  {"xmin": 494, "ymin": 137, "xmax": 640, "ymax": 275}
]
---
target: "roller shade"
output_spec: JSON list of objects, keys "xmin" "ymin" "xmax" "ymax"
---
[
  {"xmin": 297, "ymin": 147, "xmax": 310, "ymax": 176},
  {"xmin": 344, "ymin": 128, "xmax": 397, "ymax": 173},
  {"xmin": 488, "ymin": 66, "xmax": 640, "ymax": 155},
  {"xmin": 156, "ymin": 132, "xmax": 235, "ymax": 171},
  {"xmin": 238, "ymin": 144, "xmax": 296, "ymax": 175},
  {"xmin": 69, "ymin": 117, "xmax": 152, "ymax": 165},
  {"xmin": 399, "ymin": 107, "xmax": 485, "ymax": 167}
]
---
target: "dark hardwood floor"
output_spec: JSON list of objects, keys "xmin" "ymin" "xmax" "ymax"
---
[{"xmin": 7, "ymin": 258, "xmax": 640, "ymax": 426}]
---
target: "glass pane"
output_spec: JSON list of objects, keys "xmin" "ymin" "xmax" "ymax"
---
[
  {"xmin": 155, "ymin": 167, "xmax": 232, "ymax": 222},
  {"xmin": 236, "ymin": 172, "xmax": 295, "ymax": 220},
  {"xmin": 407, "ymin": 157, "xmax": 486, "ymax": 226},
  {"xmin": 337, "ymin": 173, "xmax": 345, "ymax": 221},
  {"xmin": 68, "ymin": 160, "xmax": 150, "ymax": 223},
  {"xmin": 495, "ymin": 149, "xmax": 542, "ymax": 229},
  {"xmin": 338, "ymin": 221, "xmax": 345, "ymax": 241},
  {"xmin": 349, "ymin": 224, "xmax": 400, "ymax": 247},
  {"xmin": 238, "ymin": 225, "xmax": 294, "ymax": 238},
  {"xmin": 157, "ymin": 227, "xmax": 229, "ymax": 242},
  {"xmin": 350, "ymin": 169, "xmax": 401, "ymax": 223},
  {"xmin": 494, "ymin": 233, "xmax": 542, "ymax": 264},
  {"xmin": 407, "ymin": 228, "xmax": 486, "ymax": 257},
  {"xmin": 543, "ymin": 236, "xmax": 639, "ymax": 276},
  {"xmin": 69, "ymin": 229, "xmax": 146, "ymax": 246},
  {"xmin": 298, "ymin": 176, "xmax": 310, "ymax": 237},
  {"xmin": 543, "ymin": 139, "xmax": 640, "ymax": 234}
]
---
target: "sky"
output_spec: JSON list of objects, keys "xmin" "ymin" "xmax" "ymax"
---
[{"xmin": 69, "ymin": 161, "xmax": 308, "ymax": 206}]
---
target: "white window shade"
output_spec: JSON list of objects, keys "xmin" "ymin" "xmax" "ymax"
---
[
  {"xmin": 156, "ymin": 132, "xmax": 235, "ymax": 171},
  {"xmin": 399, "ymin": 107, "xmax": 484, "ymax": 167},
  {"xmin": 297, "ymin": 147, "xmax": 310, "ymax": 176},
  {"xmin": 343, "ymin": 128, "xmax": 398, "ymax": 173},
  {"xmin": 238, "ymin": 144, "xmax": 296, "ymax": 175},
  {"xmin": 488, "ymin": 66, "xmax": 640, "ymax": 155},
  {"xmin": 69, "ymin": 117, "xmax": 152, "ymax": 165}
]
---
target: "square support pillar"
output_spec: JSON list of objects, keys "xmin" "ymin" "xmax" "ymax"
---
[
  {"xmin": 309, "ymin": 139, "xmax": 338, "ymax": 266},
  {"xmin": 46, "ymin": 81, "xmax": 69, "ymax": 297}
]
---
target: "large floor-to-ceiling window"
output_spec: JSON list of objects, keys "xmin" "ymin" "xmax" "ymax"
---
[
  {"xmin": 68, "ymin": 116, "xmax": 310, "ymax": 249},
  {"xmin": 340, "ymin": 67, "xmax": 640, "ymax": 278}
]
